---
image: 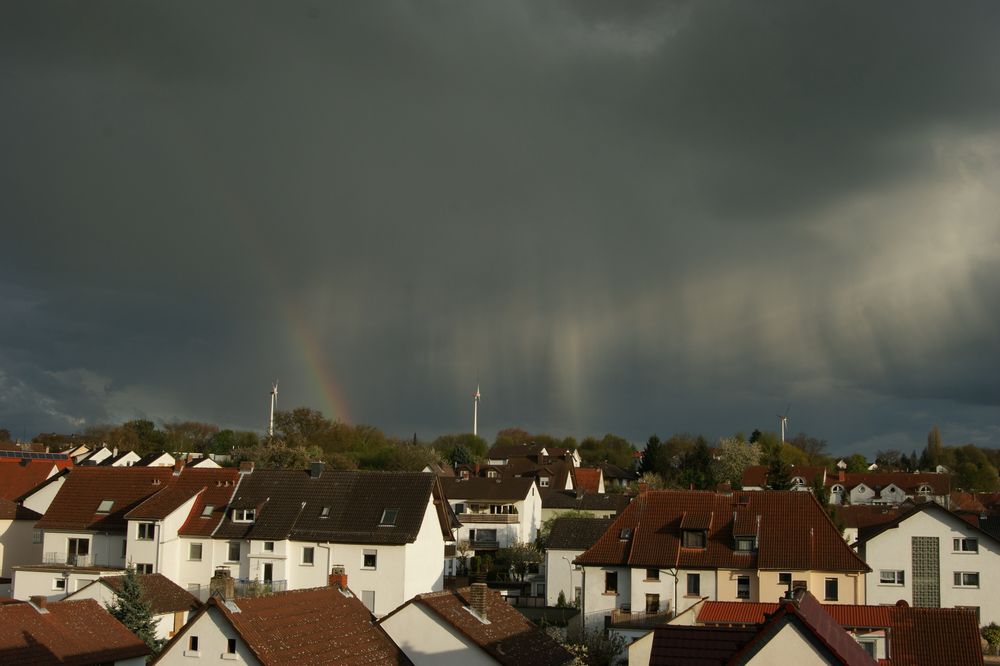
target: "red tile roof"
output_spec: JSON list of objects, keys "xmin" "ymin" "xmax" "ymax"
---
[
  {"xmin": 573, "ymin": 468, "xmax": 602, "ymax": 493},
  {"xmin": 0, "ymin": 598, "xmax": 149, "ymax": 665},
  {"xmin": 166, "ymin": 587, "xmax": 410, "ymax": 665},
  {"xmin": 833, "ymin": 505, "xmax": 904, "ymax": 531},
  {"xmin": 0, "ymin": 497, "xmax": 41, "ymax": 521},
  {"xmin": 828, "ymin": 471, "xmax": 950, "ymax": 495},
  {"xmin": 887, "ymin": 605, "xmax": 983, "ymax": 666},
  {"xmin": 576, "ymin": 490, "xmax": 868, "ymax": 573},
  {"xmin": 95, "ymin": 573, "xmax": 201, "ymax": 614},
  {"xmin": 698, "ymin": 601, "xmax": 894, "ymax": 629},
  {"xmin": 647, "ymin": 625, "xmax": 760, "ymax": 665},
  {"xmin": 389, "ymin": 586, "xmax": 571, "ymax": 666},
  {"xmin": 0, "ymin": 460, "xmax": 70, "ymax": 501}
]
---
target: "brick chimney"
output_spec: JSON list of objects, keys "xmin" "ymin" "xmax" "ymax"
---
[
  {"xmin": 29, "ymin": 595, "xmax": 47, "ymax": 609},
  {"xmin": 328, "ymin": 565, "xmax": 348, "ymax": 589},
  {"xmin": 838, "ymin": 470, "xmax": 845, "ymax": 482},
  {"xmin": 469, "ymin": 582, "xmax": 489, "ymax": 620},
  {"xmin": 210, "ymin": 568, "xmax": 236, "ymax": 600},
  {"xmin": 173, "ymin": 459, "xmax": 185, "ymax": 476},
  {"xmin": 239, "ymin": 461, "xmax": 255, "ymax": 475}
]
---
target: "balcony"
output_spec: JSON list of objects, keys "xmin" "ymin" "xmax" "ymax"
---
[
  {"xmin": 43, "ymin": 552, "xmax": 97, "ymax": 568},
  {"xmin": 458, "ymin": 513, "xmax": 520, "ymax": 524},
  {"xmin": 233, "ymin": 578, "xmax": 288, "ymax": 597},
  {"xmin": 608, "ymin": 606, "xmax": 674, "ymax": 630}
]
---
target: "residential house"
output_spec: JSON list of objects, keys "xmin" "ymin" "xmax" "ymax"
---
[
  {"xmin": 135, "ymin": 451, "xmax": 177, "ymax": 467},
  {"xmin": 544, "ymin": 516, "xmax": 614, "ymax": 607},
  {"xmin": 540, "ymin": 490, "xmax": 630, "ymax": 522},
  {"xmin": 65, "ymin": 573, "xmax": 201, "ymax": 641},
  {"xmin": 856, "ymin": 501, "xmax": 1000, "ymax": 625},
  {"xmin": 741, "ymin": 465, "xmax": 828, "ymax": 492},
  {"xmin": 598, "ymin": 462, "xmax": 637, "ymax": 492},
  {"xmin": 379, "ymin": 583, "xmax": 572, "ymax": 666},
  {"xmin": 0, "ymin": 597, "xmax": 149, "ymax": 665},
  {"xmin": 827, "ymin": 471, "xmax": 950, "ymax": 507},
  {"xmin": 575, "ymin": 490, "xmax": 869, "ymax": 632},
  {"xmin": 153, "ymin": 584, "xmax": 410, "ymax": 665},
  {"xmin": 679, "ymin": 597, "xmax": 985, "ymax": 665},
  {"xmin": 628, "ymin": 591, "xmax": 883, "ymax": 666},
  {"xmin": 572, "ymin": 467, "xmax": 604, "ymax": 494},
  {"xmin": 77, "ymin": 446, "xmax": 141, "ymax": 467},
  {"xmin": 486, "ymin": 443, "xmax": 581, "ymax": 468},
  {"xmin": 441, "ymin": 477, "xmax": 541, "ymax": 555},
  {"xmin": 0, "ymin": 499, "xmax": 42, "ymax": 587},
  {"xmin": 211, "ymin": 465, "xmax": 452, "ymax": 616}
]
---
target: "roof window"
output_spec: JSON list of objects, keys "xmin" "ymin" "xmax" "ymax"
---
[
  {"xmin": 201, "ymin": 504, "xmax": 214, "ymax": 518},
  {"xmin": 619, "ymin": 528, "xmax": 632, "ymax": 540},
  {"xmin": 380, "ymin": 508, "xmax": 399, "ymax": 526},
  {"xmin": 232, "ymin": 508, "xmax": 255, "ymax": 523},
  {"xmin": 320, "ymin": 506, "xmax": 331, "ymax": 518},
  {"xmin": 96, "ymin": 499, "xmax": 114, "ymax": 513}
]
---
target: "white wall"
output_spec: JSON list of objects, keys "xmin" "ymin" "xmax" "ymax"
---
[
  {"xmin": 380, "ymin": 601, "xmax": 495, "ymax": 666},
  {"xmin": 66, "ymin": 581, "xmax": 186, "ymax": 641},
  {"xmin": 40, "ymin": 530, "xmax": 126, "ymax": 568},
  {"xmin": 746, "ymin": 622, "xmax": 837, "ymax": 665},
  {"xmin": 12, "ymin": 566, "xmax": 120, "ymax": 601},
  {"xmin": 0, "ymin": 520, "xmax": 42, "ymax": 578},
  {"xmin": 545, "ymin": 548, "xmax": 584, "ymax": 607},
  {"xmin": 155, "ymin": 606, "xmax": 261, "ymax": 666},
  {"xmin": 22, "ymin": 476, "xmax": 66, "ymax": 515},
  {"xmin": 581, "ymin": 565, "xmax": 630, "ymax": 631},
  {"xmin": 402, "ymin": 496, "xmax": 447, "ymax": 602},
  {"xmin": 863, "ymin": 508, "xmax": 1000, "ymax": 624}
]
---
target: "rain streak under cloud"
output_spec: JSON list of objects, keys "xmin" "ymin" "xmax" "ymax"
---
[{"xmin": 1, "ymin": 1, "xmax": 999, "ymax": 457}]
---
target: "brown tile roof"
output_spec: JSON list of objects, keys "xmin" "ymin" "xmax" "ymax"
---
[
  {"xmin": 698, "ymin": 601, "xmax": 894, "ymax": 629},
  {"xmin": 393, "ymin": 587, "xmax": 571, "ymax": 666},
  {"xmin": 833, "ymin": 504, "xmax": 904, "ymax": 531},
  {"xmin": 487, "ymin": 443, "xmax": 573, "ymax": 461},
  {"xmin": 0, "ymin": 497, "xmax": 41, "ymax": 521},
  {"xmin": 547, "ymin": 516, "xmax": 615, "ymax": 550},
  {"xmin": 599, "ymin": 462, "xmax": 637, "ymax": 481},
  {"xmin": 573, "ymin": 468, "xmax": 602, "ymax": 492},
  {"xmin": 741, "ymin": 465, "xmax": 827, "ymax": 489},
  {"xmin": 541, "ymin": 489, "xmax": 631, "ymax": 512},
  {"xmin": 441, "ymin": 476, "xmax": 536, "ymax": 502},
  {"xmin": 215, "ymin": 469, "xmax": 439, "ymax": 544},
  {"xmin": 0, "ymin": 460, "xmax": 70, "ymax": 501},
  {"xmin": 181, "ymin": 587, "xmax": 409, "ymax": 665},
  {"xmin": 576, "ymin": 490, "xmax": 868, "ymax": 573},
  {"xmin": 96, "ymin": 573, "xmax": 201, "ymax": 614},
  {"xmin": 647, "ymin": 625, "xmax": 759, "ymax": 665},
  {"xmin": 122, "ymin": 467, "xmax": 240, "ymax": 537},
  {"xmin": 0, "ymin": 598, "xmax": 149, "ymax": 665},
  {"xmin": 886, "ymin": 604, "xmax": 983, "ymax": 666},
  {"xmin": 828, "ymin": 471, "xmax": 950, "ymax": 495}
]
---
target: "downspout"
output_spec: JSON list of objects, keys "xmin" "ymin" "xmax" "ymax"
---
[{"xmin": 318, "ymin": 542, "xmax": 332, "ymax": 585}]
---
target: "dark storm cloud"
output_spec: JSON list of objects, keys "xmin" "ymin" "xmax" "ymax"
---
[{"xmin": 2, "ymin": 1, "xmax": 999, "ymax": 454}]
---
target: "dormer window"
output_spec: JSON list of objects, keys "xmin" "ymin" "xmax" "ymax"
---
[
  {"xmin": 380, "ymin": 508, "xmax": 399, "ymax": 526},
  {"xmin": 918, "ymin": 485, "xmax": 932, "ymax": 495},
  {"xmin": 200, "ymin": 504, "xmax": 214, "ymax": 518},
  {"xmin": 487, "ymin": 470, "xmax": 498, "ymax": 479},
  {"xmin": 232, "ymin": 509, "xmax": 255, "ymax": 523},
  {"xmin": 831, "ymin": 485, "xmax": 843, "ymax": 494},
  {"xmin": 539, "ymin": 476, "xmax": 550, "ymax": 488},
  {"xmin": 320, "ymin": 506, "xmax": 331, "ymax": 518},
  {"xmin": 460, "ymin": 470, "xmax": 470, "ymax": 480},
  {"xmin": 682, "ymin": 530, "xmax": 706, "ymax": 549},
  {"xmin": 791, "ymin": 477, "xmax": 806, "ymax": 487},
  {"xmin": 735, "ymin": 537, "xmax": 755, "ymax": 552},
  {"xmin": 96, "ymin": 499, "xmax": 114, "ymax": 513}
]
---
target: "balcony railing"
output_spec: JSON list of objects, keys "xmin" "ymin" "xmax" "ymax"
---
[
  {"xmin": 458, "ymin": 513, "xmax": 520, "ymax": 524},
  {"xmin": 233, "ymin": 579, "xmax": 288, "ymax": 597},
  {"xmin": 608, "ymin": 606, "xmax": 674, "ymax": 630},
  {"xmin": 469, "ymin": 539, "xmax": 500, "ymax": 550},
  {"xmin": 43, "ymin": 552, "xmax": 96, "ymax": 567}
]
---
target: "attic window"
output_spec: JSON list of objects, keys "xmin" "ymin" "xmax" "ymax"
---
[
  {"xmin": 380, "ymin": 508, "xmax": 399, "ymax": 526},
  {"xmin": 200, "ymin": 504, "xmax": 214, "ymax": 518},
  {"xmin": 487, "ymin": 470, "xmax": 498, "ymax": 479},
  {"xmin": 682, "ymin": 530, "xmax": 706, "ymax": 549},
  {"xmin": 320, "ymin": 506, "xmax": 331, "ymax": 518},
  {"xmin": 918, "ymin": 485, "xmax": 932, "ymax": 494},
  {"xmin": 97, "ymin": 499, "xmax": 114, "ymax": 513},
  {"xmin": 735, "ymin": 537, "xmax": 756, "ymax": 552},
  {"xmin": 232, "ymin": 509, "xmax": 255, "ymax": 523},
  {"xmin": 619, "ymin": 528, "xmax": 632, "ymax": 540},
  {"xmin": 791, "ymin": 477, "xmax": 806, "ymax": 487}
]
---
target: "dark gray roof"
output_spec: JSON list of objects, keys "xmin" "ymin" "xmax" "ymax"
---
[
  {"xmin": 547, "ymin": 517, "xmax": 615, "ymax": 551},
  {"xmin": 214, "ymin": 469, "xmax": 437, "ymax": 545},
  {"xmin": 440, "ymin": 477, "xmax": 536, "ymax": 501},
  {"xmin": 135, "ymin": 451, "xmax": 173, "ymax": 466},
  {"xmin": 541, "ymin": 490, "xmax": 631, "ymax": 512}
]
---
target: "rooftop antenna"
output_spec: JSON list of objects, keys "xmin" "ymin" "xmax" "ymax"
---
[
  {"xmin": 473, "ymin": 384, "xmax": 481, "ymax": 437},
  {"xmin": 777, "ymin": 404, "xmax": 790, "ymax": 443},
  {"xmin": 268, "ymin": 381, "xmax": 279, "ymax": 437}
]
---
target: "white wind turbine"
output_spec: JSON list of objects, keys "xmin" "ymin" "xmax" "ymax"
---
[
  {"xmin": 268, "ymin": 381, "xmax": 279, "ymax": 437},
  {"xmin": 777, "ymin": 405, "xmax": 790, "ymax": 443}
]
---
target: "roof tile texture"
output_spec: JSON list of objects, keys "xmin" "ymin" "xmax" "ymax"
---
[
  {"xmin": 98, "ymin": 573, "xmax": 201, "ymax": 614},
  {"xmin": 576, "ymin": 490, "xmax": 868, "ymax": 573},
  {"xmin": 0, "ymin": 460, "xmax": 70, "ymax": 501}
]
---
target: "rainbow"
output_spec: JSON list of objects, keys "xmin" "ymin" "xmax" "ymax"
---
[{"xmin": 281, "ymin": 301, "xmax": 353, "ymax": 424}]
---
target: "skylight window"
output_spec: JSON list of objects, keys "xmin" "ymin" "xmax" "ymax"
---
[
  {"xmin": 619, "ymin": 528, "xmax": 632, "ymax": 540},
  {"xmin": 97, "ymin": 499, "xmax": 114, "ymax": 513},
  {"xmin": 320, "ymin": 506, "xmax": 330, "ymax": 518},
  {"xmin": 380, "ymin": 508, "xmax": 399, "ymax": 526},
  {"xmin": 201, "ymin": 504, "xmax": 214, "ymax": 518}
]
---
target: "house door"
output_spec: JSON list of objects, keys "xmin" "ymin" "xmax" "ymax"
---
[
  {"xmin": 263, "ymin": 563, "xmax": 273, "ymax": 583},
  {"xmin": 67, "ymin": 538, "xmax": 90, "ymax": 565}
]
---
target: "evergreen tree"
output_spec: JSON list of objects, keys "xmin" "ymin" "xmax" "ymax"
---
[
  {"xmin": 638, "ymin": 435, "xmax": 663, "ymax": 476},
  {"xmin": 106, "ymin": 567, "xmax": 162, "ymax": 656}
]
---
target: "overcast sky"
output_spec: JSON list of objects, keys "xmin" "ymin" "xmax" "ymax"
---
[{"xmin": 2, "ymin": 1, "xmax": 999, "ymax": 456}]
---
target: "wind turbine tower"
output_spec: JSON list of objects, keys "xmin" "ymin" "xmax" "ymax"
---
[
  {"xmin": 268, "ymin": 381, "xmax": 279, "ymax": 437},
  {"xmin": 473, "ymin": 385, "xmax": 481, "ymax": 437},
  {"xmin": 777, "ymin": 405, "xmax": 790, "ymax": 443}
]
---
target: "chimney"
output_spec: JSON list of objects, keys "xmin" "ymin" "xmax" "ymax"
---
[
  {"xmin": 310, "ymin": 461, "xmax": 324, "ymax": 479},
  {"xmin": 328, "ymin": 565, "xmax": 348, "ymax": 589},
  {"xmin": 113, "ymin": 447, "xmax": 118, "ymax": 457},
  {"xmin": 474, "ymin": 463, "xmax": 480, "ymax": 476},
  {"xmin": 469, "ymin": 582, "xmax": 489, "ymax": 620},
  {"xmin": 839, "ymin": 470, "xmax": 845, "ymax": 483},
  {"xmin": 210, "ymin": 568, "xmax": 236, "ymax": 600},
  {"xmin": 239, "ymin": 461, "xmax": 255, "ymax": 475},
  {"xmin": 29, "ymin": 595, "xmax": 47, "ymax": 610},
  {"xmin": 173, "ymin": 459, "xmax": 185, "ymax": 476}
]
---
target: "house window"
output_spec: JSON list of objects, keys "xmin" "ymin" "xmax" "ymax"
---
[
  {"xmin": 918, "ymin": 485, "xmax": 932, "ymax": 495},
  {"xmin": 227, "ymin": 638, "xmax": 237, "ymax": 654},
  {"xmin": 122, "ymin": 539, "xmax": 127, "ymax": 558},
  {"xmin": 539, "ymin": 476, "xmax": 550, "ymax": 487},
  {"xmin": 687, "ymin": 573, "xmax": 701, "ymax": 596},
  {"xmin": 97, "ymin": 499, "xmax": 114, "ymax": 513},
  {"xmin": 825, "ymin": 578, "xmax": 839, "ymax": 601},
  {"xmin": 363, "ymin": 549, "xmax": 377, "ymax": 569},
  {"xmin": 454, "ymin": 503, "xmax": 465, "ymax": 515},
  {"xmin": 136, "ymin": 563, "xmax": 153, "ymax": 574},
  {"xmin": 32, "ymin": 529, "xmax": 42, "ymax": 544},
  {"xmin": 682, "ymin": 530, "xmax": 706, "ymax": 549},
  {"xmin": 232, "ymin": 508, "xmax": 256, "ymax": 523},
  {"xmin": 460, "ymin": 470, "xmax": 470, "ymax": 480},
  {"xmin": 189, "ymin": 636, "xmax": 199, "ymax": 651},
  {"xmin": 380, "ymin": 508, "xmax": 398, "ymax": 526},
  {"xmin": 137, "ymin": 522, "xmax": 155, "ymax": 540},
  {"xmin": 68, "ymin": 537, "xmax": 90, "ymax": 565},
  {"xmin": 859, "ymin": 640, "xmax": 876, "ymax": 658},
  {"xmin": 487, "ymin": 470, "xmax": 498, "ymax": 478},
  {"xmin": 200, "ymin": 504, "xmax": 214, "ymax": 517},
  {"xmin": 879, "ymin": 570, "xmax": 904, "ymax": 585},
  {"xmin": 779, "ymin": 573, "xmax": 792, "ymax": 590},
  {"xmin": 954, "ymin": 572, "xmax": 980, "ymax": 588},
  {"xmin": 189, "ymin": 543, "xmax": 203, "ymax": 561},
  {"xmin": 953, "ymin": 538, "xmax": 978, "ymax": 553},
  {"xmin": 263, "ymin": 541, "xmax": 275, "ymax": 552},
  {"xmin": 227, "ymin": 541, "xmax": 240, "ymax": 562},
  {"xmin": 362, "ymin": 590, "xmax": 375, "ymax": 612},
  {"xmin": 53, "ymin": 578, "xmax": 66, "ymax": 591},
  {"xmin": 736, "ymin": 576, "xmax": 750, "ymax": 599},
  {"xmin": 645, "ymin": 594, "xmax": 660, "ymax": 613},
  {"xmin": 619, "ymin": 528, "xmax": 633, "ymax": 540},
  {"xmin": 735, "ymin": 537, "xmax": 755, "ymax": 552},
  {"xmin": 320, "ymin": 506, "xmax": 330, "ymax": 518},
  {"xmin": 646, "ymin": 568, "xmax": 659, "ymax": 581},
  {"xmin": 605, "ymin": 571, "xmax": 618, "ymax": 594},
  {"xmin": 302, "ymin": 546, "xmax": 315, "ymax": 565}
]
